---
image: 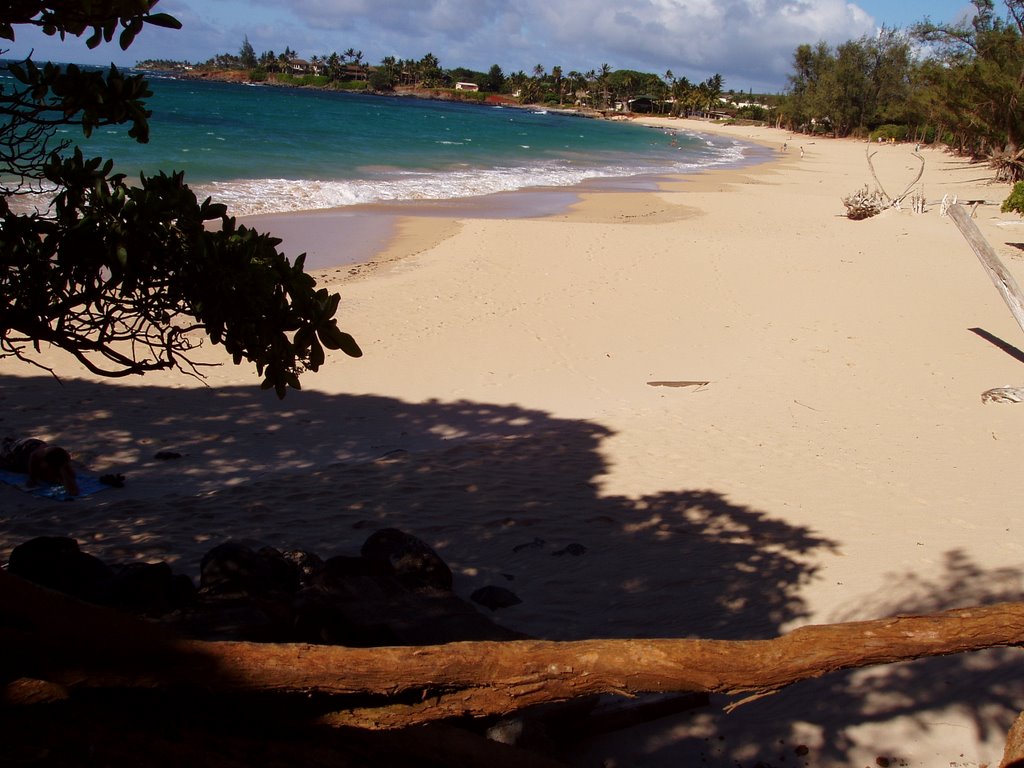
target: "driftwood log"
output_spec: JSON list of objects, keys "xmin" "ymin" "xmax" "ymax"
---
[
  {"xmin": 865, "ymin": 146, "xmax": 925, "ymax": 208},
  {"xmin": 947, "ymin": 203, "xmax": 1024, "ymax": 402},
  {"xmin": 4, "ymin": 571, "xmax": 1024, "ymax": 731}
]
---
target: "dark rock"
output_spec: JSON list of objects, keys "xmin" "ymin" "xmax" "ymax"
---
[
  {"xmin": 99, "ymin": 561, "xmax": 195, "ymax": 615},
  {"xmin": 281, "ymin": 549, "xmax": 325, "ymax": 587},
  {"xmin": 172, "ymin": 594, "xmax": 287, "ymax": 642},
  {"xmin": 360, "ymin": 528, "xmax": 453, "ymax": 592},
  {"xmin": 552, "ymin": 543, "xmax": 587, "ymax": 557},
  {"xmin": 386, "ymin": 590, "xmax": 526, "ymax": 642},
  {"xmin": 313, "ymin": 555, "xmax": 403, "ymax": 601},
  {"xmin": 291, "ymin": 588, "xmax": 399, "ymax": 647},
  {"xmin": 257, "ymin": 546, "xmax": 301, "ymax": 593},
  {"xmin": 308, "ymin": 555, "xmax": 525, "ymax": 645},
  {"xmin": 199, "ymin": 542, "xmax": 296, "ymax": 597},
  {"xmin": 512, "ymin": 537, "xmax": 546, "ymax": 553},
  {"xmin": 153, "ymin": 450, "xmax": 182, "ymax": 460},
  {"xmin": 470, "ymin": 585, "xmax": 523, "ymax": 611},
  {"xmin": 8, "ymin": 536, "xmax": 113, "ymax": 601}
]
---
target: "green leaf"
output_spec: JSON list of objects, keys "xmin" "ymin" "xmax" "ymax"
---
[
  {"xmin": 318, "ymin": 324, "xmax": 362, "ymax": 357},
  {"xmin": 309, "ymin": 338, "xmax": 325, "ymax": 369},
  {"xmin": 145, "ymin": 13, "xmax": 184, "ymax": 31}
]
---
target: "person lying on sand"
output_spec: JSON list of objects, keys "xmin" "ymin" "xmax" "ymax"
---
[{"xmin": 0, "ymin": 437, "xmax": 80, "ymax": 496}]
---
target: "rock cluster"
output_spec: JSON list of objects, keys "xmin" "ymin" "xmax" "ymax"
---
[{"xmin": 5, "ymin": 529, "xmax": 526, "ymax": 646}]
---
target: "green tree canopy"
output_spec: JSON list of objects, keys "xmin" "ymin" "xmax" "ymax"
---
[
  {"xmin": 915, "ymin": 0, "xmax": 1024, "ymax": 167},
  {"xmin": 782, "ymin": 29, "xmax": 912, "ymax": 137},
  {"xmin": 0, "ymin": 1, "xmax": 361, "ymax": 397},
  {"xmin": 485, "ymin": 64, "xmax": 505, "ymax": 93},
  {"xmin": 239, "ymin": 35, "xmax": 257, "ymax": 69}
]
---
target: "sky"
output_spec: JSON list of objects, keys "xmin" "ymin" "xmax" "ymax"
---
[{"xmin": 4, "ymin": 0, "xmax": 987, "ymax": 92}]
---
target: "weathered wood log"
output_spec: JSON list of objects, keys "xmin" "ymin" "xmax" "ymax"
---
[
  {"xmin": 863, "ymin": 147, "xmax": 924, "ymax": 208},
  {"xmin": 948, "ymin": 203, "xmax": 1024, "ymax": 337},
  {"xmin": 1001, "ymin": 710, "xmax": 1024, "ymax": 768},
  {"xmin": 947, "ymin": 203, "xmax": 1024, "ymax": 402},
  {"xmin": 982, "ymin": 386, "xmax": 1024, "ymax": 403},
  {"xmin": 6, "ymin": 563, "xmax": 1023, "ymax": 729}
]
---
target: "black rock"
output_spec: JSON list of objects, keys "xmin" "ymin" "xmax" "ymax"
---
[
  {"xmin": 281, "ymin": 549, "xmax": 325, "ymax": 587},
  {"xmin": 291, "ymin": 588, "xmax": 399, "ymax": 647},
  {"xmin": 470, "ymin": 585, "xmax": 523, "ymax": 611},
  {"xmin": 199, "ymin": 542, "xmax": 297, "ymax": 597},
  {"xmin": 173, "ymin": 594, "xmax": 287, "ymax": 642},
  {"xmin": 552, "ymin": 543, "xmax": 587, "ymax": 557},
  {"xmin": 360, "ymin": 528, "xmax": 453, "ymax": 592},
  {"xmin": 8, "ymin": 536, "xmax": 113, "ymax": 601},
  {"xmin": 313, "ymin": 555, "xmax": 402, "ymax": 601},
  {"xmin": 100, "ymin": 561, "xmax": 195, "ymax": 615}
]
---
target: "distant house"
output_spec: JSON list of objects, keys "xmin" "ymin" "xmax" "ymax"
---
[{"xmin": 455, "ymin": 82, "xmax": 479, "ymax": 91}]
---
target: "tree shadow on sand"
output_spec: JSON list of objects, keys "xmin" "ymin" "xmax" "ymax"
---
[
  {"xmin": 606, "ymin": 550, "xmax": 1024, "ymax": 768},
  {"xmin": 1, "ymin": 374, "xmax": 1019, "ymax": 766},
  {"xmin": 0, "ymin": 373, "xmax": 832, "ymax": 644}
]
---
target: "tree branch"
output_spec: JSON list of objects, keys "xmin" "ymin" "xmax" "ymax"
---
[{"xmin": 7, "ymin": 568, "xmax": 1024, "ymax": 729}]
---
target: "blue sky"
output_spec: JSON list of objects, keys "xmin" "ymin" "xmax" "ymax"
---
[{"xmin": 3, "ymin": 0, "xmax": 986, "ymax": 92}]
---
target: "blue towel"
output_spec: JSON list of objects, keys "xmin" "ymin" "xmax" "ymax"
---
[{"xmin": 0, "ymin": 469, "xmax": 111, "ymax": 501}]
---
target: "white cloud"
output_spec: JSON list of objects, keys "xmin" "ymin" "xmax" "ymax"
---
[
  {"xmin": 269, "ymin": 0, "xmax": 879, "ymax": 89},
  {"xmin": 6, "ymin": 0, "xmax": 880, "ymax": 90}
]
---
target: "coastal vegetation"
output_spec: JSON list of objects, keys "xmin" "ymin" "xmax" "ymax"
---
[
  {"xmin": 782, "ymin": 0, "xmax": 1024, "ymax": 179},
  {"xmin": 139, "ymin": 46, "xmax": 732, "ymax": 118},
  {"xmin": 0, "ymin": 1, "xmax": 361, "ymax": 396}
]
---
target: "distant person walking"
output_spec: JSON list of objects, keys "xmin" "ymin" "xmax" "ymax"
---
[{"xmin": 0, "ymin": 437, "xmax": 80, "ymax": 496}]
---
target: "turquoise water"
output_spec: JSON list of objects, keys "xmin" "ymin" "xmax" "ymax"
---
[{"xmin": 7, "ymin": 70, "xmax": 758, "ymax": 217}]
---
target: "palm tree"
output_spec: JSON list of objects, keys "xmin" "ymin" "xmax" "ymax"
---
[
  {"xmin": 598, "ymin": 63, "xmax": 612, "ymax": 109},
  {"xmin": 418, "ymin": 53, "xmax": 442, "ymax": 87},
  {"xmin": 326, "ymin": 52, "xmax": 341, "ymax": 81},
  {"xmin": 551, "ymin": 65, "xmax": 564, "ymax": 104},
  {"xmin": 379, "ymin": 55, "xmax": 398, "ymax": 88},
  {"xmin": 566, "ymin": 70, "xmax": 584, "ymax": 105}
]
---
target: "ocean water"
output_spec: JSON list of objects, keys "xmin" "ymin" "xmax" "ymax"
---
[{"xmin": 4, "ymin": 69, "xmax": 759, "ymax": 217}]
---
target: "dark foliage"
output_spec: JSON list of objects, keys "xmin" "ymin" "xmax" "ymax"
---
[{"xmin": 0, "ymin": 1, "xmax": 361, "ymax": 396}]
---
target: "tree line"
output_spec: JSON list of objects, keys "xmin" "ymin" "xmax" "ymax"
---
[
  {"xmin": 780, "ymin": 0, "xmax": 1024, "ymax": 179},
  {"xmin": 155, "ymin": 40, "xmax": 734, "ymax": 117}
]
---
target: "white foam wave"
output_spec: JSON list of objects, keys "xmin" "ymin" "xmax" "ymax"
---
[{"xmin": 195, "ymin": 142, "xmax": 752, "ymax": 217}]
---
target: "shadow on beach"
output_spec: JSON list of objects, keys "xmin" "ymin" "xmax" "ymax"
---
[{"xmin": 0, "ymin": 373, "xmax": 1020, "ymax": 766}]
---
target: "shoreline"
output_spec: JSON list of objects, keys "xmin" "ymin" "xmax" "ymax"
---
[
  {"xmin": 242, "ymin": 116, "xmax": 778, "ymax": 272},
  {"xmin": 3, "ymin": 119, "xmax": 1024, "ymax": 766}
]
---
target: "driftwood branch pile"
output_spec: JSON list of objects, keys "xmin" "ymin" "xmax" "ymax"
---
[{"xmin": 844, "ymin": 147, "xmax": 927, "ymax": 219}]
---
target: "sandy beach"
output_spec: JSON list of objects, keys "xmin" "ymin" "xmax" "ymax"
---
[{"xmin": 3, "ymin": 117, "xmax": 1024, "ymax": 766}]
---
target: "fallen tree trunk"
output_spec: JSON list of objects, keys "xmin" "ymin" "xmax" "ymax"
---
[
  {"xmin": 947, "ymin": 202, "xmax": 1024, "ymax": 402},
  {"xmin": 948, "ymin": 202, "xmax": 1024, "ymax": 336},
  {"xmin": 6, "ymin": 566, "xmax": 1023, "ymax": 729}
]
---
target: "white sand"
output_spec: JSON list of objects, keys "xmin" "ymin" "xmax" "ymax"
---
[{"xmin": 3, "ymin": 118, "xmax": 1023, "ymax": 766}]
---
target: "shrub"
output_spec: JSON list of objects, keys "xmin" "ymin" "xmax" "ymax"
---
[
  {"xmin": 870, "ymin": 124, "xmax": 909, "ymax": 142},
  {"xmin": 1001, "ymin": 181, "xmax": 1024, "ymax": 215}
]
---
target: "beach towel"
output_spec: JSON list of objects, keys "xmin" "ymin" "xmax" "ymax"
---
[{"xmin": 0, "ymin": 469, "xmax": 112, "ymax": 501}]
